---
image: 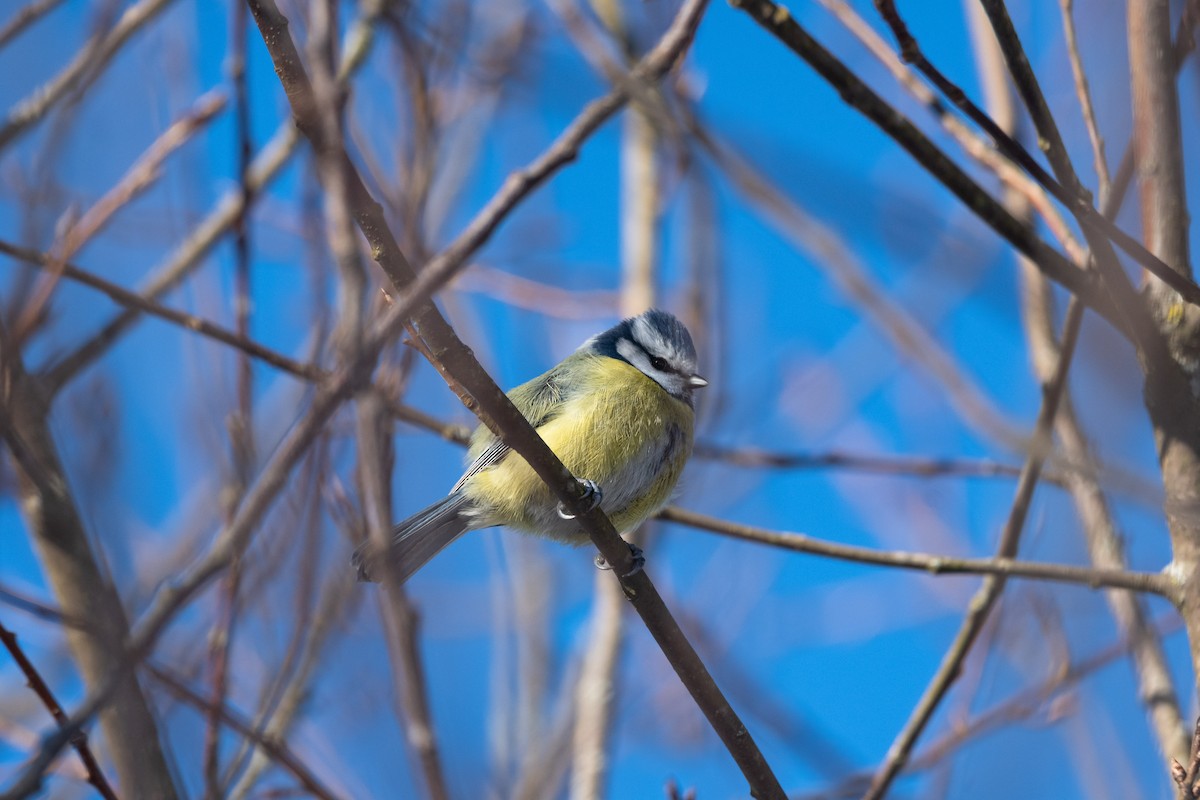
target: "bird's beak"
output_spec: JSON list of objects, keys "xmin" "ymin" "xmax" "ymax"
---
[{"xmin": 687, "ymin": 374, "xmax": 709, "ymax": 388}]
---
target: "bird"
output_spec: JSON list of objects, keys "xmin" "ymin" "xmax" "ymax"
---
[{"xmin": 352, "ymin": 309, "xmax": 708, "ymax": 584}]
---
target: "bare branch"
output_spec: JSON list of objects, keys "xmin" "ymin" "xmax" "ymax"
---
[
  {"xmin": 728, "ymin": 0, "xmax": 1123, "ymax": 335},
  {"xmin": 660, "ymin": 506, "xmax": 1176, "ymax": 599},
  {"xmin": 0, "ymin": 619, "xmax": 118, "ymax": 800},
  {"xmin": 145, "ymin": 663, "xmax": 343, "ymax": 800},
  {"xmin": 245, "ymin": 0, "xmax": 785, "ymax": 794},
  {"xmin": 0, "ymin": 0, "xmax": 177, "ymax": 153},
  {"xmin": 41, "ymin": 0, "xmax": 383, "ymax": 393},
  {"xmin": 862, "ymin": 241, "xmax": 1088, "ymax": 799},
  {"xmin": 0, "ymin": 0, "xmax": 66, "ymax": 51},
  {"xmin": 1058, "ymin": 0, "xmax": 1110, "ymax": 199},
  {"xmin": 14, "ymin": 89, "xmax": 227, "ymax": 344}
]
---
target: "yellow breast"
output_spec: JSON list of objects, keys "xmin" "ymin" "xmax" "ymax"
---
[{"xmin": 463, "ymin": 357, "xmax": 695, "ymax": 541}]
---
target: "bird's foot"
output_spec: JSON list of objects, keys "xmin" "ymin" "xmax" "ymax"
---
[
  {"xmin": 594, "ymin": 542, "xmax": 645, "ymax": 578},
  {"xmin": 557, "ymin": 479, "xmax": 603, "ymax": 520}
]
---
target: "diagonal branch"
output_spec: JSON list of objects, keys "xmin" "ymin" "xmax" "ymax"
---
[
  {"xmin": 0, "ymin": 0, "xmax": 177, "ymax": 153},
  {"xmin": 727, "ymin": 0, "xmax": 1125, "ymax": 338},
  {"xmin": 0, "ymin": 619, "xmax": 118, "ymax": 800},
  {"xmin": 244, "ymin": 0, "xmax": 784, "ymax": 795}
]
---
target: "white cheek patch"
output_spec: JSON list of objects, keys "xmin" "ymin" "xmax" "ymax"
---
[{"xmin": 616, "ymin": 338, "xmax": 647, "ymax": 369}]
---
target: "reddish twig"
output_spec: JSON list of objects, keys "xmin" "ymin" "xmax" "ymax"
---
[{"xmin": 0, "ymin": 620, "xmax": 119, "ymax": 800}]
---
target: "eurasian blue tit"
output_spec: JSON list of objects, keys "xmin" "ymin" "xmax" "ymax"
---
[{"xmin": 353, "ymin": 309, "xmax": 707, "ymax": 583}]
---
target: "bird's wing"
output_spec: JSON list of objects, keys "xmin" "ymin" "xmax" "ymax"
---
[{"xmin": 449, "ymin": 363, "xmax": 573, "ymax": 494}]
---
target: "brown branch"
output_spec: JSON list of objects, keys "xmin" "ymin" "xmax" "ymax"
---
[
  {"xmin": 1058, "ymin": 0, "xmax": 1110, "ymax": 199},
  {"xmin": 874, "ymin": 0, "xmax": 1200, "ymax": 310},
  {"xmin": 245, "ymin": 0, "xmax": 784, "ymax": 795},
  {"xmin": 40, "ymin": 1, "xmax": 382, "ymax": 394},
  {"xmin": 0, "ymin": 0, "xmax": 177, "ymax": 153},
  {"xmin": 145, "ymin": 663, "xmax": 342, "ymax": 800},
  {"xmin": 14, "ymin": 89, "xmax": 228, "ymax": 344},
  {"xmin": 694, "ymin": 443, "xmax": 1062, "ymax": 485},
  {"xmin": 863, "ymin": 259, "xmax": 1088, "ymax": 799},
  {"xmin": 726, "ymin": 0, "xmax": 1124, "ymax": 338},
  {"xmin": 0, "ymin": 0, "xmax": 66, "ymax": 51},
  {"xmin": 0, "ymin": 620, "xmax": 118, "ymax": 800},
  {"xmin": 0, "ymin": 238, "xmax": 322, "ymax": 381},
  {"xmin": 659, "ymin": 506, "xmax": 1177, "ymax": 600}
]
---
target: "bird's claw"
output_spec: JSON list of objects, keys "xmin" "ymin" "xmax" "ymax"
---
[
  {"xmin": 557, "ymin": 479, "xmax": 602, "ymax": 520},
  {"xmin": 594, "ymin": 542, "xmax": 645, "ymax": 578}
]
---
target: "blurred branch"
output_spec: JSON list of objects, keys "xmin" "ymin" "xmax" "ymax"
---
[
  {"xmin": 0, "ymin": 0, "xmax": 177, "ymax": 153},
  {"xmin": 244, "ymin": 0, "xmax": 786, "ymax": 795},
  {"xmin": 802, "ymin": 615, "xmax": 1184, "ymax": 799},
  {"xmin": 0, "ymin": 0, "xmax": 66, "ymax": 52},
  {"xmin": 728, "ymin": 0, "xmax": 1124, "ymax": 336},
  {"xmin": 41, "ymin": 1, "xmax": 383, "ymax": 394},
  {"xmin": 357, "ymin": 391, "xmax": 449, "ymax": 800},
  {"xmin": 14, "ymin": 89, "xmax": 228, "ymax": 344},
  {"xmin": 1058, "ymin": 0, "xmax": 1110, "ymax": 198},
  {"xmin": 2, "ymin": 325, "xmax": 180, "ymax": 797},
  {"xmin": 0, "ymin": 619, "xmax": 118, "ymax": 800},
  {"xmin": 145, "ymin": 663, "xmax": 342, "ymax": 800},
  {"xmin": 453, "ymin": 264, "xmax": 619, "ymax": 320},
  {"xmin": 863, "ymin": 272, "xmax": 1087, "ymax": 798},
  {"xmin": 969, "ymin": 2, "xmax": 1190, "ymax": 769},
  {"xmin": 0, "ymin": 239, "xmax": 322, "ymax": 380},
  {"xmin": 874, "ymin": 0, "xmax": 1200, "ymax": 309},
  {"xmin": 695, "ymin": 443, "xmax": 1061, "ymax": 485},
  {"xmin": 660, "ymin": 507, "xmax": 1176, "ymax": 599}
]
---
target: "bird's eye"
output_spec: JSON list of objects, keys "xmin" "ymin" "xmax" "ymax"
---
[{"xmin": 649, "ymin": 355, "xmax": 669, "ymax": 371}]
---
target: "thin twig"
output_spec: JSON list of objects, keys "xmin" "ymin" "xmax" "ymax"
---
[
  {"xmin": 1058, "ymin": 0, "xmax": 1110, "ymax": 198},
  {"xmin": 659, "ymin": 507, "xmax": 1177, "ymax": 600},
  {"xmin": 0, "ymin": 620, "xmax": 119, "ymax": 800},
  {"xmin": 40, "ymin": 2, "xmax": 382, "ymax": 394},
  {"xmin": 863, "ymin": 266, "xmax": 1089, "ymax": 798},
  {"xmin": 873, "ymin": 0, "xmax": 1200, "ymax": 309},
  {"xmin": 145, "ymin": 663, "xmax": 342, "ymax": 800},
  {"xmin": 14, "ymin": 89, "xmax": 228, "ymax": 344},
  {"xmin": 0, "ymin": 0, "xmax": 67, "ymax": 51},
  {"xmin": 0, "ymin": 0, "xmax": 177, "ymax": 152},
  {"xmin": 726, "ymin": 0, "xmax": 1124, "ymax": 337}
]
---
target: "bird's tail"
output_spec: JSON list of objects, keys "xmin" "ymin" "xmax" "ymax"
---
[{"xmin": 352, "ymin": 493, "xmax": 472, "ymax": 583}]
